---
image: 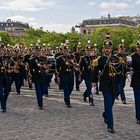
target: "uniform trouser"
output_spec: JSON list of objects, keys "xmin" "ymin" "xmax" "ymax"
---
[
  {"xmin": 42, "ymin": 82, "xmax": 48, "ymax": 96},
  {"xmin": 47, "ymin": 75, "xmax": 53, "ymax": 84},
  {"xmin": 133, "ymin": 88, "xmax": 140, "ymax": 121},
  {"xmin": 75, "ymin": 71, "xmax": 81, "ymax": 90},
  {"xmin": 83, "ymin": 78, "xmax": 92, "ymax": 97},
  {"xmin": 14, "ymin": 74, "xmax": 22, "ymax": 93},
  {"xmin": 4, "ymin": 82, "xmax": 11, "ymax": 105},
  {"xmin": 96, "ymin": 82, "xmax": 99, "ymax": 93},
  {"xmin": 10, "ymin": 73, "xmax": 15, "ymax": 86},
  {"xmin": 117, "ymin": 78, "xmax": 126, "ymax": 101},
  {"xmin": 59, "ymin": 76, "xmax": 63, "ymax": 90},
  {"xmin": 61, "ymin": 74, "xmax": 74, "ymax": 105},
  {"xmin": 102, "ymin": 92, "xmax": 115, "ymax": 129},
  {"xmin": 34, "ymin": 83, "xmax": 44, "ymax": 108},
  {"xmin": 0, "ymin": 85, "xmax": 6, "ymax": 110},
  {"xmin": 63, "ymin": 82, "xmax": 74, "ymax": 105}
]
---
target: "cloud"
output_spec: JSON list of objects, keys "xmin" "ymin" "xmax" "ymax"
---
[
  {"xmin": 6, "ymin": 15, "xmax": 77, "ymax": 33},
  {"xmin": 100, "ymin": 10, "xmax": 126, "ymax": 17},
  {"xmin": 7, "ymin": 15, "xmax": 38, "ymax": 27},
  {"xmin": 0, "ymin": 0, "xmax": 57, "ymax": 11},
  {"xmin": 88, "ymin": 1, "xmax": 96, "ymax": 6},
  {"xmin": 44, "ymin": 24, "xmax": 78, "ymax": 33},
  {"xmin": 135, "ymin": 0, "xmax": 140, "ymax": 4},
  {"xmin": 100, "ymin": 1, "xmax": 129, "ymax": 10}
]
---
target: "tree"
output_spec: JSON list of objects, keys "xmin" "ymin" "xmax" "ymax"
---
[
  {"xmin": 90, "ymin": 27, "xmax": 133, "ymax": 52},
  {"xmin": 0, "ymin": 32, "xmax": 13, "ymax": 46}
]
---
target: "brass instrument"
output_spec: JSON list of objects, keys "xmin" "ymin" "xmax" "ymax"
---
[
  {"xmin": 14, "ymin": 61, "xmax": 20, "ymax": 73},
  {"xmin": 10, "ymin": 57, "xmax": 23, "ymax": 74},
  {"xmin": 25, "ymin": 62, "xmax": 29, "ymax": 71},
  {"xmin": 0, "ymin": 58, "xmax": 10, "ymax": 73}
]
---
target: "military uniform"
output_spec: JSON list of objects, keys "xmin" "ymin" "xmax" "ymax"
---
[
  {"xmin": 130, "ymin": 42, "xmax": 140, "ymax": 124},
  {"xmin": 92, "ymin": 38, "xmax": 122, "ymax": 133},
  {"xmin": 56, "ymin": 51, "xmax": 74, "ymax": 108},
  {"xmin": 0, "ymin": 44, "xmax": 7, "ymax": 112},
  {"xmin": 30, "ymin": 48, "xmax": 49, "ymax": 110},
  {"xmin": 3, "ymin": 55, "xmax": 12, "ymax": 106},
  {"xmin": 74, "ymin": 49, "xmax": 82, "ymax": 91},
  {"xmin": 116, "ymin": 43, "xmax": 127, "ymax": 104},
  {"xmin": 11, "ymin": 55, "xmax": 25, "ymax": 94},
  {"xmin": 23, "ymin": 52, "xmax": 32, "ymax": 89},
  {"xmin": 55, "ymin": 49, "xmax": 64, "ymax": 90},
  {"xmin": 80, "ymin": 47, "xmax": 95, "ymax": 106}
]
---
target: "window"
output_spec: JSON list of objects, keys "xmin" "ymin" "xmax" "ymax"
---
[
  {"xmin": 83, "ymin": 30, "xmax": 86, "ymax": 34},
  {"xmin": 88, "ymin": 30, "xmax": 91, "ymax": 34}
]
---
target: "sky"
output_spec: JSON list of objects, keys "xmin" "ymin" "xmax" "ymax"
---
[{"xmin": 0, "ymin": 0, "xmax": 140, "ymax": 33}]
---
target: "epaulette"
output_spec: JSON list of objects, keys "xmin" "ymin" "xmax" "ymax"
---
[{"xmin": 91, "ymin": 56, "xmax": 101, "ymax": 67}]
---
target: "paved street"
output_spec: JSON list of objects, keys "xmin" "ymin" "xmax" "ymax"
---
[{"xmin": 0, "ymin": 79, "xmax": 140, "ymax": 140}]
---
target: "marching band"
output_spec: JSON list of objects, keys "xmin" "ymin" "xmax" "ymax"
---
[{"xmin": 0, "ymin": 35, "xmax": 140, "ymax": 134}]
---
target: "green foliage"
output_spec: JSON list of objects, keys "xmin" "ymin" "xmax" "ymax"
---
[
  {"xmin": 90, "ymin": 27, "xmax": 133, "ymax": 52},
  {"xmin": 90, "ymin": 27, "xmax": 112, "ymax": 49},
  {"xmin": 0, "ymin": 32, "xmax": 13, "ymax": 45},
  {"xmin": 1, "ymin": 26, "xmax": 140, "ymax": 53}
]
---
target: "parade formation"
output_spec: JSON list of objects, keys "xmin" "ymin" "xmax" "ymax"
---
[{"xmin": 0, "ymin": 33, "xmax": 140, "ymax": 134}]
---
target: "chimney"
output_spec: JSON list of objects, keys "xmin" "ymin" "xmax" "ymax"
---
[{"xmin": 108, "ymin": 14, "xmax": 111, "ymax": 19}]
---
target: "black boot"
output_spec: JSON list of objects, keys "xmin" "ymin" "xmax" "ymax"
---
[
  {"xmin": 108, "ymin": 128, "xmax": 115, "ymax": 133},
  {"xmin": 83, "ymin": 96, "xmax": 87, "ymax": 102},
  {"xmin": 89, "ymin": 97, "xmax": 94, "ymax": 106}
]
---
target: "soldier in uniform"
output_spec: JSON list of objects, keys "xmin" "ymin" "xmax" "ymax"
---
[
  {"xmin": 74, "ymin": 42, "xmax": 82, "ymax": 91},
  {"xmin": 0, "ymin": 44, "xmax": 7, "ymax": 112},
  {"xmin": 11, "ymin": 49, "xmax": 25, "ymax": 95},
  {"xmin": 91, "ymin": 35, "xmax": 123, "ymax": 133},
  {"xmin": 130, "ymin": 41, "xmax": 140, "ymax": 125},
  {"xmin": 80, "ymin": 41, "xmax": 95, "ymax": 106},
  {"xmin": 40, "ymin": 48, "xmax": 52, "ymax": 96},
  {"xmin": 55, "ymin": 44, "xmax": 64, "ymax": 90},
  {"xmin": 56, "ymin": 44, "xmax": 74, "ymax": 108},
  {"xmin": 23, "ymin": 46, "xmax": 33, "ymax": 89},
  {"xmin": 90, "ymin": 44, "xmax": 99, "ymax": 95},
  {"xmin": 116, "ymin": 39, "xmax": 127, "ymax": 104},
  {"xmin": 29, "ymin": 45, "xmax": 49, "ymax": 110},
  {"xmin": 3, "ymin": 47, "xmax": 12, "ymax": 108}
]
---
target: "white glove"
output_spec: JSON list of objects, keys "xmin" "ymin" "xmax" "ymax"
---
[{"xmin": 91, "ymin": 86, "xmax": 96, "ymax": 94}]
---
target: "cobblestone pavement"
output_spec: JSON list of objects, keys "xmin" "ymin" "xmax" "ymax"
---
[{"xmin": 0, "ymin": 80, "xmax": 140, "ymax": 140}]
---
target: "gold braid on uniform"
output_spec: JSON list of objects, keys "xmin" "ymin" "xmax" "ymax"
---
[
  {"xmin": 91, "ymin": 56, "xmax": 101, "ymax": 67},
  {"xmin": 108, "ymin": 56, "xmax": 122, "ymax": 77}
]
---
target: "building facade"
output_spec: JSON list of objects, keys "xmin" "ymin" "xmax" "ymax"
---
[
  {"xmin": 76, "ymin": 15, "xmax": 140, "ymax": 36},
  {"xmin": 0, "ymin": 19, "xmax": 29, "ymax": 41}
]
